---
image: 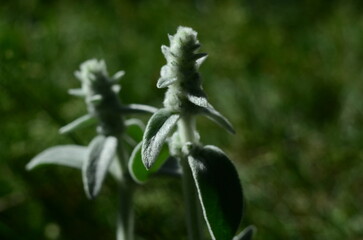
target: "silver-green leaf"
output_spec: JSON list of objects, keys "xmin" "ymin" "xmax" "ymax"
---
[
  {"xmin": 68, "ymin": 88, "xmax": 86, "ymax": 97},
  {"xmin": 112, "ymin": 70, "xmax": 125, "ymax": 81},
  {"xmin": 200, "ymin": 104, "xmax": 235, "ymax": 134},
  {"xmin": 188, "ymin": 145, "xmax": 243, "ymax": 240},
  {"xmin": 157, "ymin": 77, "xmax": 178, "ymax": 88},
  {"xmin": 59, "ymin": 114, "xmax": 96, "ymax": 134},
  {"xmin": 120, "ymin": 104, "xmax": 157, "ymax": 114},
  {"xmin": 26, "ymin": 145, "xmax": 87, "ymax": 170},
  {"xmin": 142, "ymin": 108, "xmax": 180, "ymax": 169},
  {"xmin": 128, "ymin": 142, "xmax": 171, "ymax": 184},
  {"xmin": 82, "ymin": 136, "xmax": 118, "ymax": 199},
  {"xmin": 186, "ymin": 92, "xmax": 234, "ymax": 134},
  {"xmin": 187, "ymin": 94, "xmax": 209, "ymax": 108}
]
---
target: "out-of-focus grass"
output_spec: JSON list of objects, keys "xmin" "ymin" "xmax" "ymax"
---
[{"xmin": 1, "ymin": 0, "xmax": 363, "ymax": 239}]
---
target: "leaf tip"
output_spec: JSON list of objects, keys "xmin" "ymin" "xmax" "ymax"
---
[
  {"xmin": 58, "ymin": 127, "xmax": 67, "ymax": 135},
  {"xmin": 86, "ymin": 191, "xmax": 95, "ymax": 200},
  {"xmin": 145, "ymin": 159, "xmax": 152, "ymax": 170},
  {"xmin": 228, "ymin": 127, "xmax": 236, "ymax": 135},
  {"xmin": 25, "ymin": 162, "xmax": 34, "ymax": 171}
]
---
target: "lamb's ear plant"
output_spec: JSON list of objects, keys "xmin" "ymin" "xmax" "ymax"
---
[
  {"xmin": 140, "ymin": 26, "xmax": 254, "ymax": 240},
  {"xmin": 27, "ymin": 27, "xmax": 254, "ymax": 240},
  {"xmin": 27, "ymin": 59, "xmax": 158, "ymax": 240}
]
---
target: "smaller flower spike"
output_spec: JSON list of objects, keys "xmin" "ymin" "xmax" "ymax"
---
[
  {"xmin": 59, "ymin": 59, "xmax": 156, "ymax": 136},
  {"xmin": 72, "ymin": 59, "xmax": 125, "ymax": 136}
]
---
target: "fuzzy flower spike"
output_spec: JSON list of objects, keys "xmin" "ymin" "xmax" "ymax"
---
[{"xmin": 142, "ymin": 26, "xmax": 236, "ymax": 169}]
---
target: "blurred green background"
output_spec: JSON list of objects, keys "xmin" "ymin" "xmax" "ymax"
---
[{"xmin": 1, "ymin": 0, "xmax": 363, "ymax": 239}]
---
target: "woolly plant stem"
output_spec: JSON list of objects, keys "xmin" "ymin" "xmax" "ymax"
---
[
  {"xmin": 178, "ymin": 116, "xmax": 204, "ymax": 240},
  {"xmin": 116, "ymin": 137, "xmax": 135, "ymax": 240}
]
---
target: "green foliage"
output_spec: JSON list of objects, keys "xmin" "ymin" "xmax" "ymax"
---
[
  {"xmin": 82, "ymin": 136, "xmax": 117, "ymax": 199},
  {"xmin": 188, "ymin": 145, "xmax": 243, "ymax": 240},
  {"xmin": 23, "ymin": 57, "xmax": 156, "ymax": 239},
  {"xmin": 142, "ymin": 109, "xmax": 180, "ymax": 169},
  {"xmin": 200, "ymin": 104, "xmax": 235, "ymax": 134},
  {"xmin": 26, "ymin": 145, "xmax": 87, "ymax": 170},
  {"xmin": 59, "ymin": 114, "xmax": 96, "ymax": 134},
  {"xmin": 2, "ymin": 0, "xmax": 363, "ymax": 240},
  {"xmin": 129, "ymin": 143, "xmax": 170, "ymax": 184}
]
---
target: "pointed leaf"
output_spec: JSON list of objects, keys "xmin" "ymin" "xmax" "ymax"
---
[
  {"xmin": 112, "ymin": 70, "xmax": 125, "ymax": 81},
  {"xmin": 83, "ymin": 136, "xmax": 118, "ymax": 199},
  {"xmin": 142, "ymin": 109, "xmax": 180, "ymax": 169},
  {"xmin": 74, "ymin": 70, "xmax": 83, "ymax": 81},
  {"xmin": 190, "ymin": 43, "xmax": 201, "ymax": 52},
  {"xmin": 161, "ymin": 45, "xmax": 170, "ymax": 57},
  {"xmin": 168, "ymin": 34, "xmax": 174, "ymax": 43},
  {"xmin": 188, "ymin": 145, "xmax": 243, "ymax": 240},
  {"xmin": 27, "ymin": 145, "xmax": 87, "ymax": 170},
  {"xmin": 192, "ymin": 53, "xmax": 208, "ymax": 61},
  {"xmin": 233, "ymin": 226, "xmax": 256, "ymax": 240},
  {"xmin": 112, "ymin": 84, "xmax": 121, "ymax": 93},
  {"xmin": 157, "ymin": 77, "xmax": 178, "ymax": 88},
  {"xmin": 196, "ymin": 55, "xmax": 208, "ymax": 68},
  {"xmin": 120, "ymin": 104, "xmax": 157, "ymax": 114},
  {"xmin": 186, "ymin": 94, "xmax": 235, "ymax": 134},
  {"xmin": 68, "ymin": 88, "xmax": 86, "ymax": 97},
  {"xmin": 129, "ymin": 142, "xmax": 170, "ymax": 183},
  {"xmin": 59, "ymin": 114, "xmax": 96, "ymax": 134},
  {"xmin": 89, "ymin": 94, "xmax": 103, "ymax": 103},
  {"xmin": 200, "ymin": 105, "xmax": 235, "ymax": 134},
  {"xmin": 187, "ymin": 94, "xmax": 209, "ymax": 108}
]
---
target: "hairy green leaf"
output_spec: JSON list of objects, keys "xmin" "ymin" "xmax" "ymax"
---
[
  {"xmin": 200, "ymin": 105, "xmax": 235, "ymax": 134},
  {"xmin": 82, "ymin": 136, "xmax": 118, "ymax": 199},
  {"xmin": 188, "ymin": 145, "xmax": 243, "ymax": 240},
  {"xmin": 157, "ymin": 77, "xmax": 178, "ymax": 88},
  {"xmin": 192, "ymin": 52, "xmax": 208, "ymax": 61},
  {"xmin": 233, "ymin": 226, "xmax": 256, "ymax": 240},
  {"xmin": 112, "ymin": 70, "xmax": 125, "ymax": 80},
  {"xmin": 68, "ymin": 88, "xmax": 86, "ymax": 97},
  {"xmin": 187, "ymin": 94, "xmax": 209, "ymax": 108},
  {"xmin": 142, "ymin": 108, "xmax": 180, "ymax": 169},
  {"xmin": 89, "ymin": 94, "xmax": 103, "ymax": 103},
  {"xmin": 195, "ymin": 54, "xmax": 208, "ymax": 68},
  {"xmin": 129, "ymin": 142, "xmax": 170, "ymax": 183},
  {"xmin": 120, "ymin": 104, "xmax": 157, "ymax": 114},
  {"xmin": 26, "ymin": 145, "xmax": 87, "ymax": 170},
  {"xmin": 128, "ymin": 143, "xmax": 145, "ymax": 183},
  {"xmin": 59, "ymin": 114, "xmax": 96, "ymax": 134}
]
